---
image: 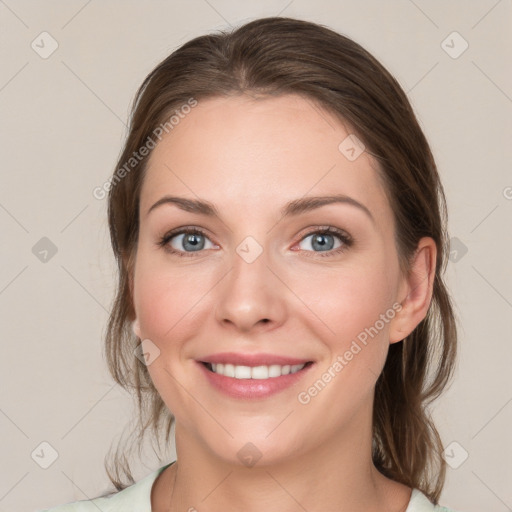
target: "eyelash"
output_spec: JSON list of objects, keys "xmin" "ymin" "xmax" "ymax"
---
[{"xmin": 157, "ymin": 226, "xmax": 354, "ymax": 258}]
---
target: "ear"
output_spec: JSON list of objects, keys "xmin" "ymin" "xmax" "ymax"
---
[
  {"xmin": 388, "ymin": 237, "xmax": 437, "ymax": 344},
  {"xmin": 122, "ymin": 251, "xmax": 138, "ymax": 336},
  {"xmin": 132, "ymin": 318, "xmax": 141, "ymax": 338}
]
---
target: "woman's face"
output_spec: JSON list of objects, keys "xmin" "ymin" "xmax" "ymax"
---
[{"xmin": 131, "ymin": 93, "xmax": 410, "ymax": 465}]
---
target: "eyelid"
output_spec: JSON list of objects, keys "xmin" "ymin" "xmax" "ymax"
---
[
  {"xmin": 293, "ymin": 225, "xmax": 353, "ymax": 257},
  {"xmin": 157, "ymin": 226, "xmax": 217, "ymax": 258},
  {"xmin": 158, "ymin": 225, "xmax": 353, "ymax": 258},
  {"xmin": 296, "ymin": 225, "xmax": 352, "ymax": 242}
]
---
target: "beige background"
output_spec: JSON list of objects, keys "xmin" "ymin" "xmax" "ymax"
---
[{"xmin": 1, "ymin": 1, "xmax": 511, "ymax": 511}]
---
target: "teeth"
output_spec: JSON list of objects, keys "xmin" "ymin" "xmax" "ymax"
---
[{"xmin": 209, "ymin": 362, "xmax": 306, "ymax": 379}]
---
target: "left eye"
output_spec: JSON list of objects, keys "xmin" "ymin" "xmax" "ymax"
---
[{"xmin": 298, "ymin": 231, "xmax": 343, "ymax": 252}]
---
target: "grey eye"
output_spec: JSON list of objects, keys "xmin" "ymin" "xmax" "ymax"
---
[
  {"xmin": 298, "ymin": 232, "xmax": 342, "ymax": 252},
  {"xmin": 169, "ymin": 232, "xmax": 215, "ymax": 252}
]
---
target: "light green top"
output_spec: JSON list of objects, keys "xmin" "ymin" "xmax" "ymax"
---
[{"xmin": 39, "ymin": 462, "xmax": 458, "ymax": 511}]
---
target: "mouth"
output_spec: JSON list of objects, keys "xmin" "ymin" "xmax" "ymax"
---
[
  {"xmin": 200, "ymin": 361, "xmax": 314, "ymax": 379},
  {"xmin": 196, "ymin": 357, "xmax": 315, "ymax": 400}
]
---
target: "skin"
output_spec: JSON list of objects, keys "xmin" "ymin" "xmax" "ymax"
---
[{"xmin": 129, "ymin": 93, "xmax": 437, "ymax": 512}]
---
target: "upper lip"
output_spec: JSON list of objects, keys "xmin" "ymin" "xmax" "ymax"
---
[{"xmin": 198, "ymin": 352, "xmax": 313, "ymax": 367}]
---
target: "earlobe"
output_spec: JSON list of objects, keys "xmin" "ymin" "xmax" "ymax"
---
[
  {"xmin": 388, "ymin": 237, "xmax": 437, "ymax": 344},
  {"xmin": 132, "ymin": 318, "xmax": 141, "ymax": 338},
  {"xmin": 389, "ymin": 315, "xmax": 407, "ymax": 344},
  {"xmin": 125, "ymin": 261, "xmax": 138, "ymax": 337}
]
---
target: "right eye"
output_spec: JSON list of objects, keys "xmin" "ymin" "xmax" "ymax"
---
[{"xmin": 158, "ymin": 228, "xmax": 217, "ymax": 257}]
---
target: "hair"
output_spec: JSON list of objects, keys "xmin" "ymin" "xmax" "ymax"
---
[{"xmin": 103, "ymin": 16, "xmax": 457, "ymax": 504}]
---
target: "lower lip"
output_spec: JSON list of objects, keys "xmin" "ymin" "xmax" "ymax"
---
[{"xmin": 196, "ymin": 361, "xmax": 314, "ymax": 399}]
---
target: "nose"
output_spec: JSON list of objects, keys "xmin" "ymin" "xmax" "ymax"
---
[{"xmin": 214, "ymin": 245, "xmax": 287, "ymax": 333}]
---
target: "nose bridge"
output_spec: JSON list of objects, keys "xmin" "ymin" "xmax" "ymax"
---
[
  {"xmin": 214, "ymin": 235, "xmax": 286, "ymax": 331},
  {"xmin": 234, "ymin": 235, "xmax": 270, "ymax": 284}
]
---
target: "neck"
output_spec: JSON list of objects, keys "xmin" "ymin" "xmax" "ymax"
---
[{"xmin": 160, "ymin": 403, "xmax": 411, "ymax": 512}]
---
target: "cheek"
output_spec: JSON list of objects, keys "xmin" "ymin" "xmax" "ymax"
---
[
  {"xmin": 292, "ymin": 268, "xmax": 396, "ymax": 421},
  {"xmin": 289, "ymin": 261, "xmax": 397, "ymax": 397},
  {"xmin": 133, "ymin": 268, "xmax": 169, "ymax": 340},
  {"xmin": 132, "ymin": 250, "xmax": 214, "ymax": 343},
  {"xmin": 292, "ymin": 262, "xmax": 395, "ymax": 341},
  {"xmin": 132, "ymin": 253, "xmax": 209, "ymax": 417}
]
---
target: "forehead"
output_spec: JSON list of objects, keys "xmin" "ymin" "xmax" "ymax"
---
[{"xmin": 140, "ymin": 93, "xmax": 391, "ymax": 225}]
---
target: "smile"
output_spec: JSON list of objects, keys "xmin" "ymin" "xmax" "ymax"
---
[
  {"xmin": 205, "ymin": 362, "xmax": 311, "ymax": 379},
  {"xmin": 197, "ymin": 360, "xmax": 315, "ymax": 399}
]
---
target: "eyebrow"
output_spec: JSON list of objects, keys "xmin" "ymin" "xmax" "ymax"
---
[{"xmin": 146, "ymin": 194, "xmax": 375, "ymax": 224}]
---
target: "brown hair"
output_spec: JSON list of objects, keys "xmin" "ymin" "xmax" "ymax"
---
[{"xmin": 104, "ymin": 16, "xmax": 457, "ymax": 503}]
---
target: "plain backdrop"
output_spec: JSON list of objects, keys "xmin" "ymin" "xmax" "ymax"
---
[{"xmin": 0, "ymin": 1, "xmax": 511, "ymax": 511}]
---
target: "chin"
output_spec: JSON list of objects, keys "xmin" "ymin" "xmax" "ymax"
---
[{"xmin": 202, "ymin": 428, "xmax": 304, "ymax": 469}]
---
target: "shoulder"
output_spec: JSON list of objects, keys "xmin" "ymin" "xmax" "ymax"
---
[
  {"xmin": 37, "ymin": 463, "xmax": 172, "ymax": 512},
  {"xmin": 406, "ymin": 488, "xmax": 460, "ymax": 512},
  {"xmin": 37, "ymin": 489, "xmax": 134, "ymax": 512}
]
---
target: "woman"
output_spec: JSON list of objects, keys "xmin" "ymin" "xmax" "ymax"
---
[{"xmin": 42, "ymin": 16, "xmax": 458, "ymax": 512}]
